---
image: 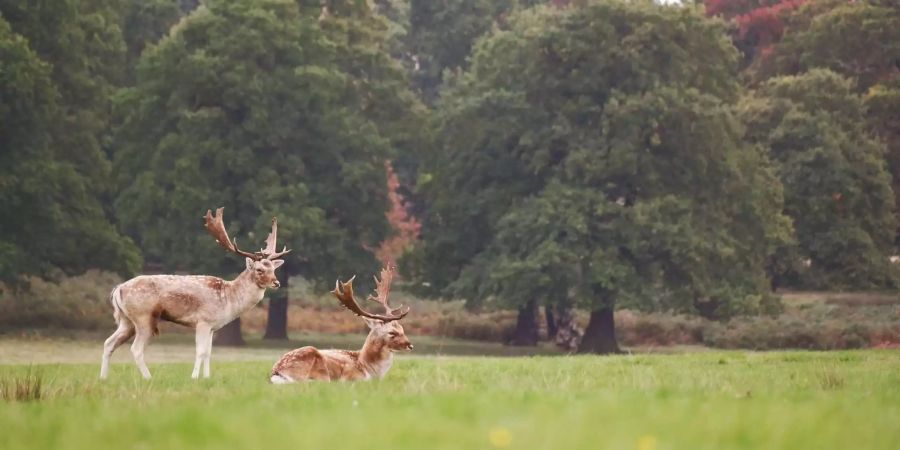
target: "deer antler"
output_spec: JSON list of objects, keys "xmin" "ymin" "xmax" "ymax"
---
[
  {"xmin": 261, "ymin": 216, "xmax": 291, "ymax": 260},
  {"xmin": 331, "ymin": 269, "xmax": 408, "ymax": 323},
  {"xmin": 204, "ymin": 207, "xmax": 266, "ymax": 261},
  {"xmin": 367, "ymin": 265, "xmax": 408, "ymax": 316}
]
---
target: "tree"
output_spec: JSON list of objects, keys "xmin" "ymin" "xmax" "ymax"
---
[
  {"xmin": 740, "ymin": 69, "xmax": 896, "ymax": 288},
  {"xmin": 1, "ymin": 0, "xmax": 128, "ymax": 183},
  {"xmin": 0, "ymin": 3, "xmax": 141, "ymax": 284},
  {"xmin": 865, "ymin": 76, "xmax": 900, "ymax": 245},
  {"xmin": 257, "ymin": 0, "xmax": 423, "ymax": 340},
  {"xmin": 407, "ymin": 0, "xmax": 522, "ymax": 102},
  {"xmin": 375, "ymin": 161, "xmax": 421, "ymax": 266},
  {"xmin": 0, "ymin": 16, "xmax": 61, "ymax": 280},
  {"xmin": 114, "ymin": 0, "xmax": 396, "ymax": 344},
  {"xmin": 414, "ymin": 1, "xmax": 789, "ymax": 353},
  {"xmin": 704, "ymin": 0, "xmax": 807, "ymax": 67},
  {"xmin": 748, "ymin": 0, "xmax": 900, "ymax": 241},
  {"xmin": 121, "ymin": 0, "xmax": 185, "ymax": 81},
  {"xmin": 751, "ymin": 0, "xmax": 899, "ymax": 90}
]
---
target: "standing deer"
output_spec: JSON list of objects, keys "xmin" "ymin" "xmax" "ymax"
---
[
  {"xmin": 269, "ymin": 266, "xmax": 411, "ymax": 383},
  {"xmin": 100, "ymin": 207, "xmax": 290, "ymax": 380}
]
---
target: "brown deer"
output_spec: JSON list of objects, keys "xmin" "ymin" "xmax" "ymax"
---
[
  {"xmin": 100, "ymin": 207, "xmax": 290, "ymax": 380},
  {"xmin": 269, "ymin": 266, "xmax": 411, "ymax": 383}
]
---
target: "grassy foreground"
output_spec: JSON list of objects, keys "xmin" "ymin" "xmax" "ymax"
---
[{"xmin": 1, "ymin": 347, "xmax": 898, "ymax": 450}]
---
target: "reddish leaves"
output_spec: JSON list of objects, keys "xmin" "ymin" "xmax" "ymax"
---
[
  {"xmin": 375, "ymin": 161, "xmax": 421, "ymax": 267},
  {"xmin": 705, "ymin": 0, "xmax": 807, "ymax": 63}
]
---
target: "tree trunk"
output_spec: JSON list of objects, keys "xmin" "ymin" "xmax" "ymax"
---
[
  {"xmin": 263, "ymin": 296, "xmax": 288, "ymax": 340},
  {"xmin": 214, "ymin": 318, "xmax": 245, "ymax": 346},
  {"xmin": 508, "ymin": 299, "xmax": 539, "ymax": 346},
  {"xmin": 577, "ymin": 306, "xmax": 620, "ymax": 354},
  {"xmin": 264, "ymin": 270, "xmax": 289, "ymax": 340},
  {"xmin": 554, "ymin": 303, "xmax": 583, "ymax": 352},
  {"xmin": 545, "ymin": 305, "xmax": 558, "ymax": 339}
]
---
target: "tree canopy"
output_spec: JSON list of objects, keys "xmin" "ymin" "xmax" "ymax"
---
[
  {"xmin": 740, "ymin": 69, "xmax": 896, "ymax": 288},
  {"xmin": 709, "ymin": 0, "xmax": 900, "ymax": 241},
  {"xmin": 2, "ymin": 0, "xmax": 897, "ymax": 352},
  {"xmin": 112, "ymin": 0, "xmax": 411, "ymax": 282},
  {"xmin": 0, "ymin": 2, "xmax": 140, "ymax": 284},
  {"xmin": 413, "ymin": 2, "xmax": 790, "ymax": 352}
]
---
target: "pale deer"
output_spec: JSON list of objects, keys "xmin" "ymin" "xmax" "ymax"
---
[
  {"xmin": 100, "ymin": 207, "xmax": 290, "ymax": 380},
  {"xmin": 269, "ymin": 266, "xmax": 411, "ymax": 383}
]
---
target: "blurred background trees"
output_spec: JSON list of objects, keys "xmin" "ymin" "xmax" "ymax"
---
[
  {"xmin": 112, "ymin": 0, "xmax": 419, "ymax": 342},
  {"xmin": 740, "ymin": 70, "xmax": 895, "ymax": 289},
  {"xmin": 412, "ymin": 3, "xmax": 790, "ymax": 352},
  {"xmin": 1, "ymin": 0, "xmax": 896, "ymax": 352},
  {"xmin": 0, "ymin": 1, "xmax": 141, "ymax": 285}
]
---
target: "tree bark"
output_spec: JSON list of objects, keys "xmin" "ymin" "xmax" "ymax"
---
[
  {"xmin": 553, "ymin": 303, "xmax": 583, "ymax": 352},
  {"xmin": 263, "ymin": 270, "xmax": 289, "ymax": 340},
  {"xmin": 508, "ymin": 299, "xmax": 539, "ymax": 346},
  {"xmin": 577, "ymin": 306, "xmax": 620, "ymax": 354},
  {"xmin": 545, "ymin": 305, "xmax": 558, "ymax": 339},
  {"xmin": 214, "ymin": 318, "xmax": 245, "ymax": 347},
  {"xmin": 263, "ymin": 296, "xmax": 288, "ymax": 340}
]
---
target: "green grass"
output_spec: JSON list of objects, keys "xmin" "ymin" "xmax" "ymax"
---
[{"xmin": 1, "ymin": 340, "xmax": 898, "ymax": 450}]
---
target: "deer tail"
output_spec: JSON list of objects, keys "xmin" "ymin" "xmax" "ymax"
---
[{"xmin": 110, "ymin": 285, "xmax": 127, "ymax": 324}]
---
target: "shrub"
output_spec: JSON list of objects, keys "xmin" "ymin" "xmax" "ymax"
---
[
  {"xmin": 2, "ymin": 272, "xmax": 898, "ymax": 352},
  {"xmin": 0, "ymin": 271, "xmax": 122, "ymax": 331},
  {"xmin": 615, "ymin": 311, "xmax": 705, "ymax": 347},
  {"xmin": 433, "ymin": 312, "xmax": 518, "ymax": 343}
]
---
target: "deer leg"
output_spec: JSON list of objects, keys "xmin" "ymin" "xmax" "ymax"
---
[
  {"xmin": 191, "ymin": 324, "xmax": 212, "ymax": 379},
  {"xmin": 100, "ymin": 322, "xmax": 135, "ymax": 379},
  {"xmin": 130, "ymin": 323, "xmax": 153, "ymax": 379},
  {"xmin": 202, "ymin": 328, "xmax": 213, "ymax": 378}
]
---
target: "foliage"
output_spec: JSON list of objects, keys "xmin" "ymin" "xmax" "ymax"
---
[
  {"xmin": 374, "ymin": 162, "xmax": 421, "ymax": 266},
  {"xmin": 309, "ymin": 0, "xmax": 425, "ymax": 151},
  {"xmin": 751, "ymin": 0, "xmax": 900, "ymax": 90},
  {"xmin": 741, "ymin": 0, "xmax": 900, "ymax": 227},
  {"xmin": 121, "ymin": 0, "xmax": 184, "ymax": 79},
  {"xmin": 0, "ymin": 6, "xmax": 140, "ymax": 283},
  {"xmin": 407, "ymin": 0, "xmax": 524, "ymax": 102},
  {"xmin": 0, "ymin": 0, "xmax": 127, "ymax": 182},
  {"xmin": 739, "ymin": 69, "xmax": 896, "ymax": 288},
  {"xmin": 0, "ymin": 270, "xmax": 123, "ymax": 331},
  {"xmin": 1, "ymin": 0, "xmax": 896, "ymax": 345},
  {"xmin": 415, "ymin": 2, "xmax": 790, "ymax": 323},
  {"xmin": 865, "ymin": 76, "xmax": 900, "ymax": 223},
  {"xmin": 704, "ymin": 0, "xmax": 807, "ymax": 66},
  {"xmin": 112, "ymin": 0, "xmax": 401, "ymax": 280}
]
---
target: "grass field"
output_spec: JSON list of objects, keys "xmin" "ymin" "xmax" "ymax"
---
[{"xmin": 1, "ymin": 338, "xmax": 898, "ymax": 450}]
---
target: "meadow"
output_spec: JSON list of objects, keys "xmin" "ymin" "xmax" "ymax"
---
[{"xmin": 1, "ymin": 338, "xmax": 898, "ymax": 450}]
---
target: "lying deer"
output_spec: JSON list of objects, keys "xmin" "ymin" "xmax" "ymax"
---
[
  {"xmin": 100, "ymin": 207, "xmax": 290, "ymax": 380},
  {"xmin": 270, "ymin": 266, "xmax": 411, "ymax": 383}
]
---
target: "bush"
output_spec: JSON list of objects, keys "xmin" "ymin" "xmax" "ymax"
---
[
  {"xmin": 615, "ymin": 292, "xmax": 899, "ymax": 350},
  {"xmin": 615, "ymin": 311, "xmax": 705, "ymax": 347},
  {"xmin": 701, "ymin": 317, "xmax": 897, "ymax": 350},
  {"xmin": 433, "ymin": 312, "xmax": 518, "ymax": 343},
  {"xmin": 2, "ymin": 272, "xmax": 897, "ymax": 352},
  {"xmin": 0, "ymin": 271, "xmax": 122, "ymax": 331}
]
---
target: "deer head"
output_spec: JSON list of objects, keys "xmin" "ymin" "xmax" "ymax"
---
[
  {"xmin": 204, "ymin": 207, "xmax": 290, "ymax": 289},
  {"xmin": 332, "ymin": 266, "xmax": 413, "ymax": 351}
]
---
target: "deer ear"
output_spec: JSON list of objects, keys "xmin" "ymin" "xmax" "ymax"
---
[
  {"xmin": 245, "ymin": 258, "xmax": 254, "ymax": 270},
  {"xmin": 363, "ymin": 317, "xmax": 380, "ymax": 329},
  {"xmin": 271, "ymin": 259, "xmax": 285, "ymax": 269}
]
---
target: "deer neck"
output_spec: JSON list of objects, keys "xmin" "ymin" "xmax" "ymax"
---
[
  {"xmin": 222, "ymin": 270, "xmax": 267, "ymax": 320},
  {"xmin": 358, "ymin": 334, "xmax": 393, "ymax": 379}
]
